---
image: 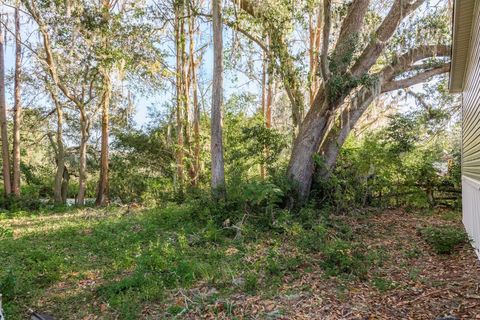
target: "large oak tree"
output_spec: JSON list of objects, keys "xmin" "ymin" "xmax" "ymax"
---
[{"xmin": 231, "ymin": 0, "xmax": 451, "ymax": 201}]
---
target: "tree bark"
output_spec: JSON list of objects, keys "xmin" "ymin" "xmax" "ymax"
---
[
  {"xmin": 77, "ymin": 114, "xmax": 89, "ymax": 206},
  {"xmin": 287, "ymin": 89, "xmax": 339, "ymax": 201},
  {"xmin": 175, "ymin": 1, "xmax": 185, "ymax": 194},
  {"xmin": 61, "ymin": 165, "xmax": 69, "ymax": 203},
  {"xmin": 318, "ymin": 48, "xmax": 450, "ymax": 179},
  {"xmin": 260, "ymin": 50, "xmax": 267, "ymax": 179},
  {"xmin": 23, "ymin": 0, "xmax": 91, "ymax": 205},
  {"xmin": 95, "ymin": 0, "xmax": 111, "ymax": 206},
  {"xmin": 318, "ymin": 84, "xmax": 380, "ymax": 179},
  {"xmin": 287, "ymin": 0, "xmax": 433, "ymax": 202},
  {"xmin": 0, "ymin": 22, "xmax": 11, "ymax": 197},
  {"xmin": 48, "ymin": 87, "xmax": 66, "ymax": 203},
  {"xmin": 189, "ymin": 4, "xmax": 201, "ymax": 187},
  {"xmin": 211, "ymin": 0, "xmax": 226, "ymax": 199},
  {"xmin": 95, "ymin": 69, "xmax": 111, "ymax": 206},
  {"xmin": 309, "ymin": 6, "xmax": 322, "ymax": 107},
  {"xmin": 12, "ymin": 3, "xmax": 22, "ymax": 196}
]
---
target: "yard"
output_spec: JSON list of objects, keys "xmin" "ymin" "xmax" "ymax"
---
[{"xmin": 1, "ymin": 206, "xmax": 478, "ymax": 319}]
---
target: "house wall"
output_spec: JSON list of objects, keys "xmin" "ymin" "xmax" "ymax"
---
[{"xmin": 462, "ymin": 1, "xmax": 480, "ymax": 258}]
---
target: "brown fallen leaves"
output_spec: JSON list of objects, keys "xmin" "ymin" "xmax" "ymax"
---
[{"xmin": 168, "ymin": 209, "xmax": 480, "ymax": 319}]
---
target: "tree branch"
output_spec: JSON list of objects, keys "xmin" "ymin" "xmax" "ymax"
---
[
  {"xmin": 331, "ymin": 0, "xmax": 370, "ymax": 75},
  {"xmin": 351, "ymin": 0, "xmax": 426, "ymax": 77},
  {"xmin": 320, "ymin": 0, "xmax": 331, "ymax": 80},
  {"xmin": 318, "ymin": 54, "xmax": 450, "ymax": 172},
  {"xmin": 195, "ymin": 12, "xmax": 268, "ymax": 53},
  {"xmin": 381, "ymin": 63, "xmax": 450, "ymax": 92},
  {"xmin": 22, "ymin": 0, "xmax": 84, "ymax": 110},
  {"xmin": 383, "ymin": 44, "xmax": 451, "ymax": 80},
  {"xmin": 231, "ymin": 0, "xmax": 305, "ymax": 128}
]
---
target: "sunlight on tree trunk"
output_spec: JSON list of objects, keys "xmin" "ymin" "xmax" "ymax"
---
[
  {"xmin": 189, "ymin": 3, "xmax": 201, "ymax": 187},
  {"xmin": 12, "ymin": 2, "xmax": 22, "ymax": 196},
  {"xmin": 260, "ymin": 51, "xmax": 267, "ymax": 179},
  {"xmin": 175, "ymin": 1, "xmax": 186, "ymax": 195},
  {"xmin": 211, "ymin": 0, "xmax": 226, "ymax": 199},
  {"xmin": 96, "ymin": 69, "xmax": 111, "ymax": 206},
  {"xmin": 48, "ymin": 87, "xmax": 66, "ymax": 204},
  {"xmin": 77, "ymin": 115, "xmax": 89, "ymax": 206},
  {"xmin": 0, "ymin": 22, "xmax": 11, "ymax": 197}
]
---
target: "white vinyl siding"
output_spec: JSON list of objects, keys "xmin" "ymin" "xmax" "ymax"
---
[{"xmin": 462, "ymin": 1, "xmax": 480, "ymax": 257}]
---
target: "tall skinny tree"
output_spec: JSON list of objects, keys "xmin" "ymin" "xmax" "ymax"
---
[
  {"xmin": 96, "ymin": 69, "xmax": 111, "ymax": 206},
  {"xmin": 189, "ymin": 2, "xmax": 201, "ymax": 187},
  {"xmin": 96, "ymin": 0, "xmax": 112, "ymax": 206},
  {"xmin": 211, "ymin": 0, "xmax": 226, "ymax": 199},
  {"xmin": 0, "ymin": 18, "xmax": 11, "ymax": 196},
  {"xmin": 12, "ymin": 2, "xmax": 22, "ymax": 196},
  {"xmin": 174, "ymin": 0, "xmax": 186, "ymax": 194},
  {"xmin": 47, "ymin": 84, "xmax": 66, "ymax": 204}
]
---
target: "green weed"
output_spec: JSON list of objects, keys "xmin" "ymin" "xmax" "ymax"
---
[{"xmin": 420, "ymin": 226, "xmax": 468, "ymax": 254}]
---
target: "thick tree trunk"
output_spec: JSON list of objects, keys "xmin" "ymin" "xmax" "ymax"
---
[
  {"xmin": 318, "ymin": 85, "xmax": 380, "ymax": 178},
  {"xmin": 0, "ymin": 24, "xmax": 11, "ymax": 197},
  {"xmin": 77, "ymin": 117, "xmax": 88, "ymax": 205},
  {"xmin": 288, "ymin": 44, "xmax": 449, "ymax": 202},
  {"xmin": 211, "ymin": 0, "xmax": 226, "ymax": 199},
  {"xmin": 12, "ymin": 4, "xmax": 22, "ymax": 196},
  {"xmin": 96, "ymin": 70, "xmax": 111, "ymax": 206},
  {"xmin": 287, "ymin": 89, "xmax": 335, "ymax": 201}
]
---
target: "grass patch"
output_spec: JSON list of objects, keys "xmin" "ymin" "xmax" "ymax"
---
[
  {"xmin": 371, "ymin": 277, "xmax": 397, "ymax": 292},
  {"xmin": 2, "ymin": 204, "xmax": 464, "ymax": 318},
  {"xmin": 0, "ymin": 205, "xmax": 251, "ymax": 318}
]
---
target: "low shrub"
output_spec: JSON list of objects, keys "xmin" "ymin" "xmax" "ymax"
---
[{"xmin": 420, "ymin": 226, "xmax": 468, "ymax": 254}]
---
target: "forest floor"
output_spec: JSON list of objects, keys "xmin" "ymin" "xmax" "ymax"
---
[{"xmin": 1, "ymin": 205, "xmax": 479, "ymax": 319}]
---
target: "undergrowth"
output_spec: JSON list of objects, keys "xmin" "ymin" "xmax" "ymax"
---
[
  {"xmin": 0, "ymin": 193, "xmax": 467, "ymax": 318},
  {"xmin": 420, "ymin": 225, "xmax": 468, "ymax": 254}
]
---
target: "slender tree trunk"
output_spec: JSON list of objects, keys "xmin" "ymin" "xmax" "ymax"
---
[
  {"xmin": 426, "ymin": 186, "xmax": 435, "ymax": 208},
  {"xmin": 211, "ymin": 0, "xmax": 226, "ymax": 199},
  {"xmin": 61, "ymin": 165, "xmax": 69, "ymax": 203},
  {"xmin": 95, "ymin": 0, "xmax": 111, "ymax": 206},
  {"xmin": 266, "ymin": 70, "xmax": 273, "ymax": 130},
  {"xmin": 260, "ymin": 52, "xmax": 267, "ymax": 179},
  {"xmin": 50, "ymin": 91, "xmax": 66, "ymax": 203},
  {"xmin": 175, "ymin": 2, "xmax": 185, "ymax": 194},
  {"xmin": 182, "ymin": 4, "xmax": 191, "ymax": 184},
  {"xmin": 12, "ymin": 3, "xmax": 22, "ymax": 196},
  {"xmin": 264, "ymin": 56, "xmax": 273, "ymax": 171},
  {"xmin": 189, "ymin": 4, "xmax": 201, "ymax": 187},
  {"xmin": 77, "ymin": 115, "xmax": 88, "ymax": 205},
  {"xmin": 308, "ymin": 12, "xmax": 318, "ymax": 107},
  {"xmin": 0, "ymin": 23, "xmax": 11, "ymax": 197},
  {"xmin": 95, "ymin": 70, "xmax": 111, "ymax": 206}
]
